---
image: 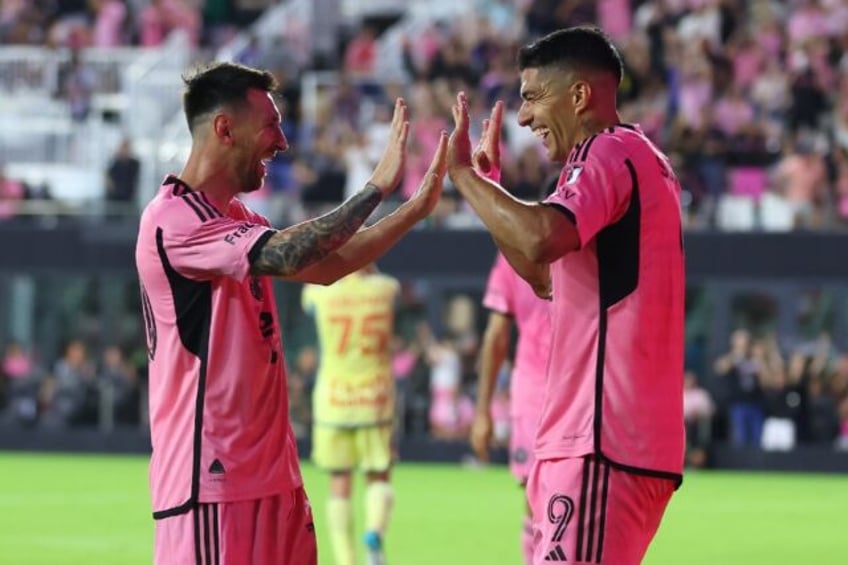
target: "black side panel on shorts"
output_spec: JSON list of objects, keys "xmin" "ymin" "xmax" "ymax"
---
[{"xmin": 153, "ymin": 227, "xmax": 212, "ymax": 519}]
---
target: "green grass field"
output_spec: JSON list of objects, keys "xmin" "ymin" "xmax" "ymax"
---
[{"xmin": 0, "ymin": 452, "xmax": 845, "ymax": 564}]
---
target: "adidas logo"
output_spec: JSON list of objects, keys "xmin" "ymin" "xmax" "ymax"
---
[
  {"xmin": 209, "ymin": 459, "xmax": 226, "ymax": 474},
  {"xmin": 544, "ymin": 544, "xmax": 567, "ymax": 561}
]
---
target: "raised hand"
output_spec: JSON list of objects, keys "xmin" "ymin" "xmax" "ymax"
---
[
  {"xmin": 472, "ymin": 100, "xmax": 504, "ymax": 183},
  {"xmin": 368, "ymin": 98, "xmax": 410, "ymax": 196},
  {"xmin": 447, "ymin": 92, "xmax": 475, "ymax": 176},
  {"xmin": 408, "ymin": 131, "xmax": 448, "ymax": 217}
]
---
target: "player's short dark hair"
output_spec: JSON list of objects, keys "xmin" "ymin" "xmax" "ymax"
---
[
  {"xmin": 182, "ymin": 62, "xmax": 278, "ymax": 133},
  {"xmin": 518, "ymin": 27, "xmax": 623, "ymax": 85}
]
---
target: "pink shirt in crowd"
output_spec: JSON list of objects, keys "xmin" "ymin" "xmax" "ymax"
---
[
  {"xmin": 136, "ymin": 175, "xmax": 302, "ymax": 519},
  {"xmin": 539, "ymin": 124, "xmax": 685, "ymax": 481},
  {"xmin": 483, "ymin": 253, "xmax": 552, "ymax": 418}
]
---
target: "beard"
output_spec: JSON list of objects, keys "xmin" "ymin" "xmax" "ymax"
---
[{"xmin": 240, "ymin": 160, "xmax": 265, "ymax": 193}]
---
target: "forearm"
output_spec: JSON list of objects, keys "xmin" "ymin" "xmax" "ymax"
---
[
  {"xmin": 451, "ymin": 168, "xmax": 549, "ymax": 261},
  {"xmin": 250, "ymin": 184, "xmax": 382, "ymax": 277},
  {"xmin": 476, "ymin": 322, "xmax": 509, "ymax": 414},
  {"xmin": 291, "ymin": 196, "xmax": 427, "ymax": 285}
]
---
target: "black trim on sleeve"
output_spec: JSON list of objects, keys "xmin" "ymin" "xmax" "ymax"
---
[
  {"xmin": 541, "ymin": 202, "xmax": 577, "ymax": 227},
  {"xmin": 247, "ymin": 229, "xmax": 277, "ymax": 266}
]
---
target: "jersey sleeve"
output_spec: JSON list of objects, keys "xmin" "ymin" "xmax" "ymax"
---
[
  {"xmin": 543, "ymin": 136, "xmax": 633, "ymax": 247},
  {"xmin": 165, "ymin": 215, "xmax": 275, "ymax": 282},
  {"xmin": 482, "ymin": 253, "xmax": 514, "ymax": 316}
]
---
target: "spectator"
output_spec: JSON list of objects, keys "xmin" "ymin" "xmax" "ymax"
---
[
  {"xmin": 683, "ymin": 370, "xmax": 714, "ymax": 467},
  {"xmin": 713, "ymin": 329, "xmax": 766, "ymax": 447},
  {"xmin": 104, "ymin": 138, "xmax": 140, "ymax": 216}
]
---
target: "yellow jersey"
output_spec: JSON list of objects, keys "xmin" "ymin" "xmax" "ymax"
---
[{"xmin": 302, "ymin": 271, "xmax": 400, "ymax": 426}]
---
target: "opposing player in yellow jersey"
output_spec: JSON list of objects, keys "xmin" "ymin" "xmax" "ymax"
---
[{"xmin": 302, "ymin": 264, "xmax": 400, "ymax": 565}]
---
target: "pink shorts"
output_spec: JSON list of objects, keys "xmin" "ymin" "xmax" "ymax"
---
[
  {"xmin": 526, "ymin": 456, "xmax": 675, "ymax": 565},
  {"xmin": 154, "ymin": 487, "xmax": 317, "ymax": 565},
  {"xmin": 509, "ymin": 414, "xmax": 537, "ymax": 483}
]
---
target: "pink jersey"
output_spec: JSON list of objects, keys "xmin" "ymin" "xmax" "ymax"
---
[
  {"xmin": 539, "ymin": 124, "xmax": 685, "ymax": 482},
  {"xmin": 136, "ymin": 175, "xmax": 302, "ymax": 519},
  {"xmin": 483, "ymin": 253, "xmax": 551, "ymax": 417}
]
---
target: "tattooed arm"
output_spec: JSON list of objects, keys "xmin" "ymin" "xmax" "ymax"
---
[
  {"xmin": 249, "ymin": 184, "xmax": 382, "ymax": 277},
  {"xmin": 288, "ymin": 132, "xmax": 448, "ymax": 285}
]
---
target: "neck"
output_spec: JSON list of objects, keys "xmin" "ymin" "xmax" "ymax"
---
[
  {"xmin": 179, "ymin": 145, "xmax": 236, "ymax": 210},
  {"xmin": 575, "ymin": 107, "xmax": 622, "ymax": 145}
]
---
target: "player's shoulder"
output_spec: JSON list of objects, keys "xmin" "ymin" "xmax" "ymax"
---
[
  {"xmin": 576, "ymin": 124, "xmax": 648, "ymax": 165},
  {"xmin": 140, "ymin": 176, "xmax": 225, "ymax": 232}
]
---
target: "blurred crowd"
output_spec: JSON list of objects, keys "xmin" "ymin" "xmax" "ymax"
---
[
  {"xmin": 5, "ymin": 282, "xmax": 847, "ymax": 467},
  {"xmin": 0, "ymin": 0, "xmax": 270, "ymax": 49},
  {"xmin": 2, "ymin": 0, "xmax": 848, "ymax": 231},
  {"xmin": 236, "ymin": 0, "xmax": 848, "ymax": 232}
]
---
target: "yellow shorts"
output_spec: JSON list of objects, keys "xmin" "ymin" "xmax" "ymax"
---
[{"xmin": 311, "ymin": 424, "xmax": 394, "ymax": 473}]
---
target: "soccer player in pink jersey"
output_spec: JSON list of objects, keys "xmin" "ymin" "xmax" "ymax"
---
[
  {"xmin": 135, "ymin": 62, "xmax": 448, "ymax": 565},
  {"xmin": 447, "ymin": 27, "xmax": 685, "ymax": 564},
  {"xmin": 474, "ymin": 252, "xmax": 552, "ymax": 564}
]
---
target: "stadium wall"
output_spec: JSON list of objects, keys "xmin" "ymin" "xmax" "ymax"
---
[{"xmin": 3, "ymin": 224, "xmax": 848, "ymax": 279}]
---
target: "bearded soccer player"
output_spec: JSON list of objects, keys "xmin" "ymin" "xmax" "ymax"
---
[
  {"xmin": 302, "ymin": 264, "xmax": 399, "ymax": 565},
  {"xmin": 135, "ymin": 62, "xmax": 447, "ymax": 565},
  {"xmin": 447, "ymin": 28, "xmax": 685, "ymax": 564}
]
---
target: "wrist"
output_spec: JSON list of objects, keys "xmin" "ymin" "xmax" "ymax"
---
[
  {"xmin": 364, "ymin": 181, "xmax": 386, "ymax": 199},
  {"xmin": 448, "ymin": 164, "xmax": 478, "ymax": 184}
]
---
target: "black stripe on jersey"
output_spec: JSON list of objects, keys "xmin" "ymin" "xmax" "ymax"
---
[
  {"xmin": 585, "ymin": 457, "xmax": 601, "ymax": 561},
  {"xmin": 153, "ymin": 500, "xmax": 194, "ymax": 519},
  {"xmin": 595, "ymin": 461, "xmax": 611, "ymax": 563},
  {"xmin": 579, "ymin": 134, "xmax": 599, "ymax": 162},
  {"xmin": 193, "ymin": 507, "xmax": 203, "ymax": 565},
  {"xmin": 164, "ymin": 175, "xmax": 193, "ymax": 196},
  {"xmin": 194, "ymin": 192, "xmax": 222, "ymax": 219},
  {"xmin": 181, "ymin": 194, "xmax": 208, "ymax": 221},
  {"xmin": 575, "ymin": 458, "xmax": 590, "ymax": 561},
  {"xmin": 203, "ymin": 504, "xmax": 213, "ymax": 565},
  {"xmin": 568, "ymin": 140, "xmax": 584, "ymax": 163},
  {"xmin": 151, "ymin": 227, "xmax": 213, "ymax": 519},
  {"xmin": 591, "ymin": 158, "xmax": 640, "ymax": 457},
  {"xmin": 212, "ymin": 503, "xmax": 220, "ymax": 565},
  {"xmin": 597, "ymin": 159, "xmax": 640, "ymax": 308}
]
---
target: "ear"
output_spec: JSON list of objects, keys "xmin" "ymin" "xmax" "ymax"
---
[
  {"xmin": 212, "ymin": 113, "xmax": 235, "ymax": 145},
  {"xmin": 572, "ymin": 81, "xmax": 591, "ymax": 115}
]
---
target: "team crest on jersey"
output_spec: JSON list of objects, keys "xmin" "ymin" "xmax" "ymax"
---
[
  {"xmin": 565, "ymin": 165, "xmax": 583, "ymax": 185},
  {"xmin": 249, "ymin": 276, "xmax": 263, "ymax": 301}
]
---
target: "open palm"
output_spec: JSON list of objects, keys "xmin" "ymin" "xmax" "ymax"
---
[{"xmin": 369, "ymin": 98, "xmax": 410, "ymax": 196}]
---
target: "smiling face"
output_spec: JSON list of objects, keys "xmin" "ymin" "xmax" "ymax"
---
[
  {"xmin": 516, "ymin": 67, "xmax": 582, "ymax": 164},
  {"xmin": 229, "ymin": 89, "xmax": 288, "ymax": 192}
]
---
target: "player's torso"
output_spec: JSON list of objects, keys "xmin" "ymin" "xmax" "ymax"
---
[
  {"xmin": 307, "ymin": 273, "xmax": 398, "ymax": 426},
  {"xmin": 538, "ymin": 129, "xmax": 685, "ymax": 474},
  {"xmin": 137, "ymin": 184, "xmax": 300, "ymax": 512},
  {"xmin": 508, "ymin": 268, "xmax": 552, "ymax": 417}
]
